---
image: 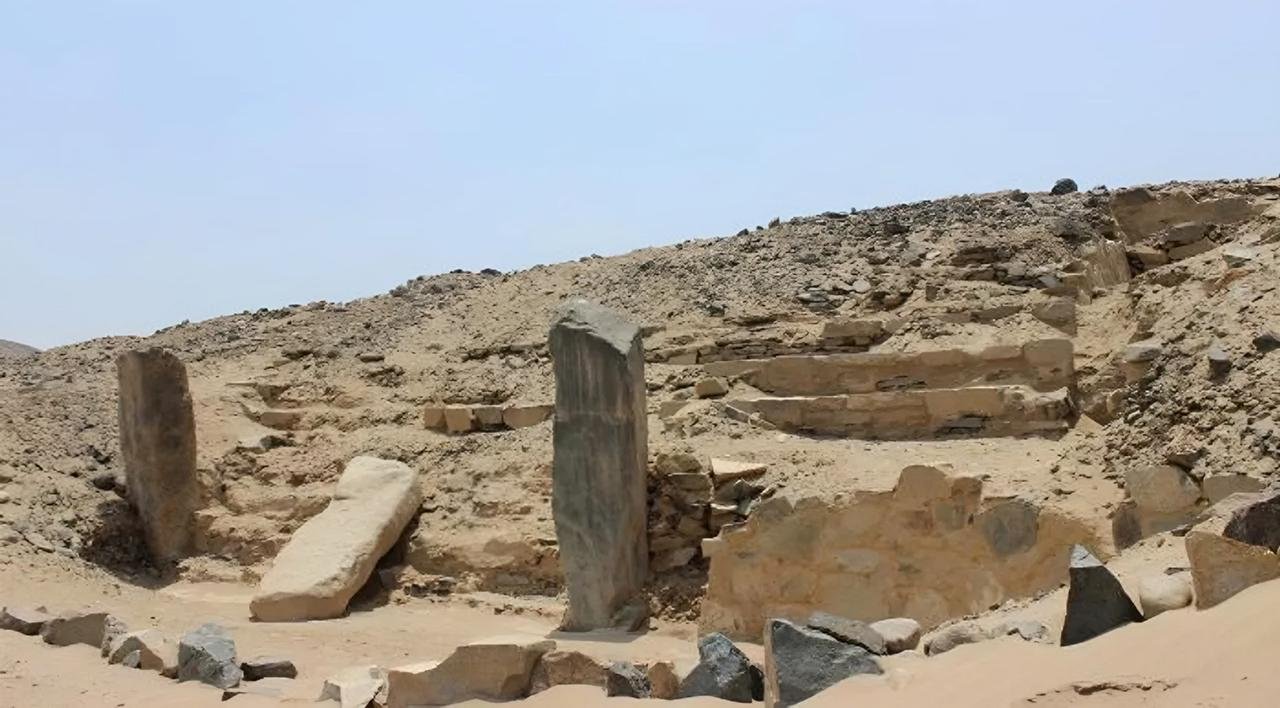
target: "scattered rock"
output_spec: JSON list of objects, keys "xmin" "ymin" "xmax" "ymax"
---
[
  {"xmin": 177, "ymin": 623, "xmax": 242, "ymax": 689},
  {"xmin": 320, "ymin": 665, "xmax": 387, "ymax": 708},
  {"xmin": 381, "ymin": 637, "xmax": 554, "ymax": 706},
  {"xmin": 694, "ymin": 377, "xmax": 730, "ymax": 399},
  {"xmin": 869, "ymin": 617, "xmax": 921, "ymax": 654},
  {"xmin": 805, "ymin": 611, "xmax": 887, "ymax": 654},
  {"xmin": 108, "ymin": 629, "xmax": 178, "ymax": 676},
  {"xmin": 40, "ymin": 610, "xmax": 119, "ymax": 648},
  {"xmin": 100, "ymin": 615, "xmax": 129, "ymax": 657},
  {"xmin": 1254, "ymin": 330, "xmax": 1280, "ymax": 353},
  {"xmin": 1222, "ymin": 490, "xmax": 1280, "ymax": 551},
  {"xmin": 0, "ymin": 606, "xmax": 52, "ymax": 635},
  {"xmin": 1122, "ymin": 339, "xmax": 1162, "ymax": 364},
  {"xmin": 549, "ymin": 299, "xmax": 649, "ymax": 631},
  {"xmin": 251, "ymin": 456, "xmax": 421, "ymax": 621},
  {"xmin": 678, "ymin": 632, "xmax": 756, "ymax": 702},
  {"xmin": 646, "ymin": 661, "xmax": 680, "ymax": 700},
  {"xmin": 1207, "ymin": 341, "xmax": 1232, "ymax": 376},
  {"xmin": 241, "ymin": 655, "xmax": 298, "ymax": 681},
  {"xmin": 764, "ymin": 618, "xmax": 881, "ymax": 708},
  {"xmin": 1060, "ymin": 545, "xmax": 1143, "ymax": 646},
  {"xmin": 922, "ymin": 622, "xmax": 987, "ymax": 656},
  {"xmin": 709, "ymin": 458, "xmax": 767, "ymax": 483},
  {"xmin": 529, "ymin": 650, "xmax": 606, "ymax": 694},
  {"xmin": 605, "ymin": 661, "xmax": 651, "ymax": 698},
  {"xmin": 1050, "ymin": 178, "xmax": 1078, "ymax": 195},
  {"xmin": 1138, "ymin": 574, "xmax": 1193, "ymax": 618}
]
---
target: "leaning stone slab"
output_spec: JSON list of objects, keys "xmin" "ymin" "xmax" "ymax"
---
[
  {"xmin": 0, "ymin": 606, "xmax": 52, "ymax": 635},
  {"xmin": 549, "ymin": 299, "xmax": 648, "ymax": 631},
  {"xmin": 1060, "ymin": 545, "xmax": 1142, "ymax": 646},
  {"xmin": 764, "ymin": 618, "xmax": 881, "ymax": 708},
  {"xmin": 382, "ymin": 636, "xmax": 554, "ymax": 707},
  {"xmin": 177, "ymin": 623, "xmax": 242, "ymax": 689},
  {"xmin": 678, "ymin": 632, "xmax": 756, "ymax": 702},
  {"xmin": 40, "ymin": 610, "xmax": 120, "ymax": 648},
  {"xmin": 251, "ymin": 456, "xmax": 420, "ymax": 621},
  {"xmin": 116, "ymin": 348, "xmax": 200, "ymax": 562},
  {"xmin": 108, "ymin": 629, "xmax": 178, "ymax": 676}
]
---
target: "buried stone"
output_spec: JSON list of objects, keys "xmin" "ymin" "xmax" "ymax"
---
[{"xmin": 1060, "ymin": 545, "xmax": 1142, "ymax": 646}]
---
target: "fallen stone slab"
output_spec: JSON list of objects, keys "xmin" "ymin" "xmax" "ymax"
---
[
  {"xmin": 321, "ymin": 665, "xmax": 387, "ymax": 708},
  {"xmin": 382, "ymin": 637, "xmax": 555, "ymax": 707},
  {"xmin": 0, "ymin": 606, "xmax": 52, "ymax": 635},
  {"xmin": 550, "ymin": 299, "xmax": 649, "ymax": 631},
  {"xmin": 1138, "ymin": 574, "xmax": 1193, "ymax": 618},
  {"xmin": 40, "ymin": 610, "xmax": 120, "ymax": 648},
  {"xmin": 107, "ymin": 629, "xmax": 178, "ymax": 676},
  {"xmin": 806, "ymin": 611, "xmax": 887, "ymax": 655},
  {"xmin": 1060, "ymin": 545, "xmax": 1142, "ymax": 646},
  {"xmin": 251, "ymin": 456, "xmax": 421, "ymax": 621},
  {"xmin": 678, "ymin": 632, "xmax": 756, "ymax": 702},
  {"xmin": 869, "ymin": 617, "xmax": 921, "ymax": 654},
  {"xmin": 177, "ymin": 623, "xmax": 242, "ymax": 689},
  {"xmin": 529, "ymin": 649, "xmax": 606, "ymax": 694},
  {"xmin": 710, "ymin": 458, "xmax": 767, "ymax": 483},
  {"xmin": 222, "ymin": 676, "xmax": 296, "ymax": 701},
  {"xmin": 241, "ymin": 655, "xmax": 297, "ymax": 680},
  {"xmin": 605, "ymin": 661, "xmax": 651, "ymax": 698},
  {"xmin": 764, "ymin": 618, "xmax": 881, "ymax": 708}
]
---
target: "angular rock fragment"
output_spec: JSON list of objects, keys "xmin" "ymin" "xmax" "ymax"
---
[
  {"xmin": 251, "ymin": 456, "xmax": 420, "ymax": 621},
  {"xmin": 529, "ymin": 650, "xmax": 606, "ymax": 694},
  {"xmin": 1187, "ymin": 526, "xmax": 1280, "ymax": 609},
  {"xmin": 241, "ymin": 655, "xmax": 298, "ymax": 680},
  {"xmin": 0, "ymin": 606, "xmax": 51, "ymax": 636},
  {"xmin": 177, "ymin": 623, "xmax": 242, "ymax": 689},
  {"xmin": 678, "ymin": 632, "xmax": 756, "ymax": 702},
  {"xmin": 1060, "ymin": 545, "xmax": 1142, "ymax": 646},
  {"xmin": 321, "ymin": 665, "xmax": 386, "ymax": 708},
  {"xmin": 605, "ymin": 661, "xmax": 651, "ymax": 698},
  {"xmin": 869, "ymin": 617, "xmax": 921, "ymax": 654},
  {"xmin": 646, "ymin": 661, "xmax": 681, "ymax": 700},
  {"xmin": 116, "ymin": 348, "xmax": 200, "ymax": 563},
  {"xmin": 764, "ymin": 618, "xmax": 881, "ymax": 708},
  {"xmin": 382, "ymin": 637, "xmax": 554, "ymax": 707},
  {"xmin": 549, "ymin": 299, "xmax": 648, "ymax": 631},
  {"xmin": 108, "ymin": 629, "xmax": 178, "ymax": 676},
  {"xmin": 805, "ymin": 611, "xmax": 887, "ymax": 654}
]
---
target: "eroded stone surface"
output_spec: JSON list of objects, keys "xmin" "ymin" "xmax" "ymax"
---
[
  {"xmin": 251, "ymin": 456, "xmax": 420, "ymax": 621},
  {"xmin": 549, "ymin": 299, "xmax": 648, "ymax": 631},
  {"xmin": 321, "ymin": 665, "xmax": 387, "ymax": 708},
  {"xmin": 116, "ymin": 348, "xmax": 199, "ymax": 563},
  {"xmin": 605, "ymin": 661, "xmax": 651, "ymax": 698}
]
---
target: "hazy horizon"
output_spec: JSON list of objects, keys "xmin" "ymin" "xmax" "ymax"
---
[{"xmin": 3, "ymin": 2, "xmax": 1278, "ymax": 349}]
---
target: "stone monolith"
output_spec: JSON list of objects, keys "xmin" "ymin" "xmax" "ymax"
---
[
  {"xmin": 117, "ymin": 348, "xmax": 199, "ymax": 562},
  {"xmin": 549, "ymin": 299, "xmax": 648, "ymax": 631}
]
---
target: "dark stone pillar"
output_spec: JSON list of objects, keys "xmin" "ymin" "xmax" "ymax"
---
[
  {"xmin": 117, "ymin": 348, "xmax": 199, "ymax": 563},
  {"xmin": 549, "ymin": 299, "xmax": 648, "ymax": 630}
]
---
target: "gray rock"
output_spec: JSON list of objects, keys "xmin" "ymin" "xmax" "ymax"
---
[
  {"xmin": 922, "ymin": 622, "xmax": 987, "ymax": 656},
  {"xmin": 0, "ymin": 606, "xmax": 52, "ymax": 635},
  {"xmin": 549, "ymin": 300, "xmax": 649, "ymax": 631},
  {"xmin": 764, "ymin": 619, "xmax": 881, "ymax": 708},
  {"xmin": 116, "ymin": 348, "xmax": 199, "ymax": 562},
  {"xmin": 1050, "ymin": 178, "xmax": 1078, "ymax": 195},
  {"xmin": 177, "ymin": 623, "xmax": 242, "ymax": 689},
  {"xmin": 976, "ymin": 499, "xmax": 1039, "ymax": 556},
  {"xmin": 1060, "ymin": 545, "xmax": 1143, "ymax": 646},
  {"xmin": 1222, "ymin": 490, "xmax": 1280, "ymax": 551},
  {"xmin": 605, "ymin": 661, "xmax": 651, "ymax": 698},
  {"xmin": 1254, "ymin": 330, "xmax": 1280, "ymax": 353},
  {"xmin": 868, "ymin": 617, "xmax": 921, "ymax": 654},
  {"xmin": 40, "ymin": 610, "xmax": 119, "ymax": 648},
  {"xmin": 1122, "ymin": 339, "xmax": 1162, "ymax": 363},
  {"xmin": 241, "ymin": 655, "xmax": 297, "ymax": 680},
  {"xmin": 677, "ymin": 633, "xmax": 755, "ymax": 702},
  {"xmin": 805, "ymin": 611, "xmax": 887, "ymax": 655},
  {"xmin": 1207, "ymin": 341, "xmax": 1232, "ymax": 376}
]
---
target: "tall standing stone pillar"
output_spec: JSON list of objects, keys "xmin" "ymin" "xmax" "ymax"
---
[
  {"xmin": 549, "ymin": 299, "xmax": 649, "ymax": 630},
  {"xmin": 117, "ymin": 348, "xmax": 199, "ymax": 563}
]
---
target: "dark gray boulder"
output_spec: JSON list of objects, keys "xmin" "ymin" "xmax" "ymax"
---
[
  {"xmin": 764, "ymin": 619, "xmax": 882, "ymax": 707},
  {"xmin": 677, "ymin": 633, "xmax": 755, "ymax": 702},
  {"xmin": 605, "ymin": 661, "xmax": 651, "ymax": 698},
  {"xmin": 1223, "ymin": 490, "xmax": 1280, "ymax": 551},
  {"xmin": 549, "ymin": 299, "xmax": 649, "ymax": 631},
  {"xmin": 806, "ymin": 611, "xmax": 887, "ymax": 655},
  {"xmin": 241, "ymin": 655, "xmax": 297, "ymax": 681},
  {"xmin": 1060, "ymin": 545, "xmax": 1142, "ymax": 646},
  {"xmin": 177, "ymin": 623, "xmax": 242, "ymax": 689},
  {"xmin": 1050, "ymin": 178, "xmax": 1078, "ymax": 195}
]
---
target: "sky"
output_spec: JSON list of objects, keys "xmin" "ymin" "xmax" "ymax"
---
[{"xmin": 1, "ymin": 2, "xmax": 1278, "ymax": 349}]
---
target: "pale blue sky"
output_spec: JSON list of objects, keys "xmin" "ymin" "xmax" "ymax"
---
[{"xmin": 2, "ymin": 2, "xmax": 1277, "ymax": 349}]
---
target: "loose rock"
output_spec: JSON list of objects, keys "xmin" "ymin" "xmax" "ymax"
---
[
  {"xmin": 806, "ymin": 611, "xmax": 887, "ymax": 654},
  {"xmin": 241, "ymin": 655, "xmax": 298, "ymax": 681},
  {"xmin": 108, "ymin": 629, "xmax": 178, "ymax": 676},
  {"xmin": 177, "ymin": 622, "xmax": 242, "ymax": 689},
  {"xmin": 529, "ymin": 650, "xmax": 606, "ymax": 694},
  {"xmin": 764, "ymin": 618, "xmax": 881, "ymax": 708},
  {"xmin": 678, "ymin": 632, "xmax": 756, "ymax": 702},
  {"xmin": 40, "ymin": 610, "xmax": 119, "ymax": 648},
  {"xmin": 1060, "ymin": 545, "xmax": 1142, "ymax": 646},
  {"xmin": 922, "ymin": 622, "xmax": 987, "ymax": 656},
  {"xmin": 646, "ymin": 661, "xmax": 680, "ymax": 700},
  {"xmin": 0, "ymin": 606, "xmax": 52, "ymax": 636},
  {"xmin": 605, "ymin": 661, "xmax": 651, "ymax": 698},
  {"xmin": 382, "ymin": 637, "xmax": 554, "ymax": 707},
  {"xmin": 1050, "ymin": 178, "xmax": 1078, "ymax": 195},
  {"xmin": 1138, "ymin": 574, "xmax": 1193, "ymax": 618},
  {"xmin": 321, "ymin": 665, "xmax": 387, "ymax": 708},
  {"xmin": 869, "ymin": 617, "xmax": 921, "ymax": 654}
]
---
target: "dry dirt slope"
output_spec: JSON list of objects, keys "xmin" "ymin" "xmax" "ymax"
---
[
  {"xmin": 0, "ymin": 339, "xmax": 38, "ymax": 359},
  {"xmin": 0, "ymin": 175, "xmax": 1277, "ymax": 604}
]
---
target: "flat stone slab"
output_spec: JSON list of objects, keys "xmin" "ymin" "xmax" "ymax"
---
[{"xmin": 251, "ymin": 456, "xmax": 420, "ymax": 621}]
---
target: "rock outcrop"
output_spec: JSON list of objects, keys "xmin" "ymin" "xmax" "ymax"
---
[
  {"xmin": 116, "ymin": 348, "xmax": 200, "ymax": 563},
  {"xmin": 548, "ymin": 299, "xmax": 649, "ymax": 631},
  {"xmin": 1060, "ymin": 545, "xmax": 1142, "ymax": 646},
  {"xmin": 764, "ymin": 618, "xmax": 881, "ymax": 708},
  {"xmin": 250, "ymin": 456, "xmax": 420, "ymax": 621}
]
